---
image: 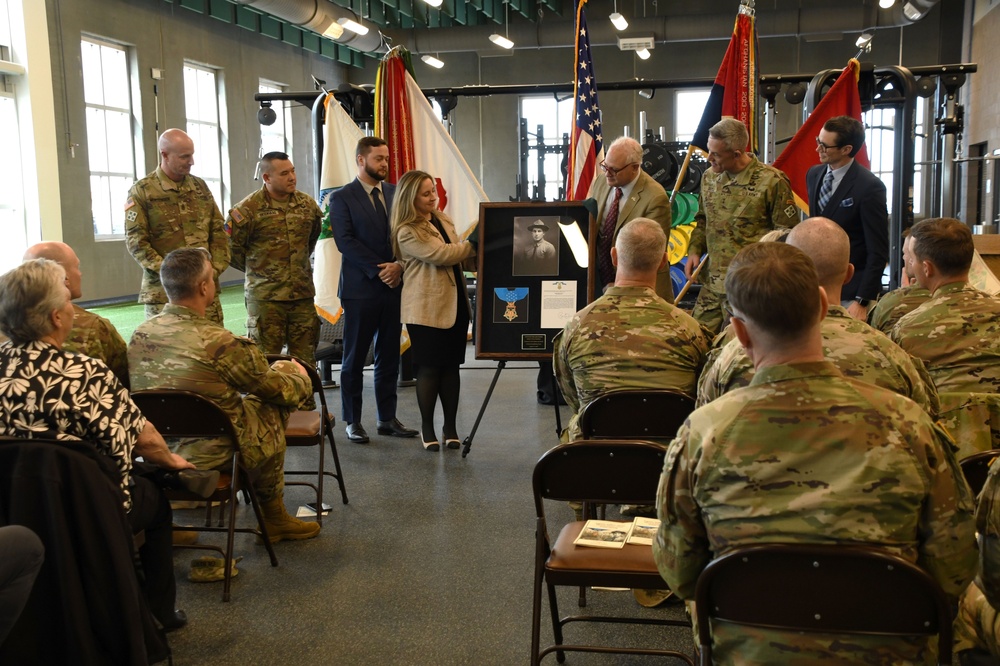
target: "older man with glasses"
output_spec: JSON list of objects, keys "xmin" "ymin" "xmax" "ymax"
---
[
  {"xmin": 806, "ymin": 115, "xmax": 889, "ymax": 321},
  {"xmin": 685, "ymin": 118, "xmax": 799, "ymax": 334}
]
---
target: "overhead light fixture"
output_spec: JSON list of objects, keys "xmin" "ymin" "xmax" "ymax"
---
[
  {"xmin": 489, "ymin": 0, "xmax": 514, "ymax": 49},
  {"xmin": 337, "ymin": 17, "xmax": 369, "ymax": 36},
  {"xmin": 902, "ymin": 2, "xmax": 923, "ymax": 20},
  {"xmin": 610, "ymin": 13, "xmax": 628, "ymax": 30},
  {"xmin": 855, "ymin": 32, "xmax": 874, "ymax": 49},
  {"xmin": 421, "ymin": 54, "xmax": 444, "ymax": 68},
  {"xmin": 422, "ymin": 0, "xmax": 443, "ymax": 6},
  {"xmin": 635, "ymin": 48, "xmax": 651, "ymax": 60},
  {"xmin": 879, "ymin": 0, "xmax": 896, "ymax": 7}
]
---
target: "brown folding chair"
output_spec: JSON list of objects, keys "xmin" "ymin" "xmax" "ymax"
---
[
  {"xmin": 267, "ymin": 354, "xmax": 349, "ymax": 523},
  {"xmin": 960, "ymin": 449, "xmax": 1000, "ymax": 498},
  {"xmin": 131, "ymin": 389, "xmax": 278, "ymax": 602},
  {"xmin": 693, "ymin": 543, "xmax": 954, "ymax": 666},
  {"xmin": 579, "ymin": 388, "xmax": 695, "ymax": 442},
  {"xmin": 530, "ymin": 439, "xmax": 694, "ymax": 666}
]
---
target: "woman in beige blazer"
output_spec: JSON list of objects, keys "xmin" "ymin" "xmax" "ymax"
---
[{"xmin": 390, "ymin": 170, "xmax": 476, "ymax": 451}]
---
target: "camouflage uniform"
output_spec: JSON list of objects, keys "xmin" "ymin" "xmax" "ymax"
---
[
  {"xmin": 553, "ymin": 285, "xmax": 709, "ymax": 441},
  {"xmin": 128, "ymin": 304, "xmax": 311, "ymax": 501},
  {"xmin": 890, "ymin": 281, "xmax": 1000, "ymax": 393},
  {"xmin": 955, "ymin": 452, "xmax": 1000, "ymax": 657},
  {"xmin": 227, "ymin": 185, "xmax": 323, "ymax": 365},
  {"xmin": 63, "ymin": 304, "xmax": 130, "ymax": 388},
  {"xmin": 697, "ymin": 304, "xmax": 940, "ymax": 417},
  {"xmin": 867, "ymin": 283, "xmax": 931, "ymax": 334},
  {"xmin": 124, "ymin": 166, "xmax": 229, "ymax": 324},
  {"xmin": 655, "ymin": 360, "xmax": 977, "ymax": 665},
  {"xmin": 688, "ymin": 156, "xmax": 799, "ymax": 333}
]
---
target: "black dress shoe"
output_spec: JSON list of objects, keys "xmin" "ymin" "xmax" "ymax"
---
[
  {"xmin": 345, "ymin": 422, "xmax": 369, "ymax": 444},
  {"xmin": 376, "ymin": 418, "xmax": 418, "ymax": 437},
  {"xmin": 162, "ymin": 609, "xmax": 187, "ymax": 632}
]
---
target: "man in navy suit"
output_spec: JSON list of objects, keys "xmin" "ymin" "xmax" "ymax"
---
[
  {"xmin": 807, "ymin": 116, "xmax": 888, "ymax": 320},
  {"xmin": 331, "ymin": 137, "xmax": 417, "ymax": 443}
]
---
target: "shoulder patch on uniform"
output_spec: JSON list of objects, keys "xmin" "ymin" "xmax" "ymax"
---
[
  {"xmin": 125, "ymin": 197, "xmax": 135, "ymax": 210},
  {"xmin": 784, "ymin": 205, "xmax": 797, "ymax": 218},
  {"xmin": 126, "ymin": 210, "xmax": 138, "ymax": 223},
  {"xmin": 230, "ymin": 207, "xmax": 245, "ymax": 224}
]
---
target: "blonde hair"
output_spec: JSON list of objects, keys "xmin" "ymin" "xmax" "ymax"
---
[{"xmin": 390, "ymin": 170, "xmax": 453, "ymax": 258}]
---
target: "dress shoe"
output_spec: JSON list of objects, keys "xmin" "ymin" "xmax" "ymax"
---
[
  {"xmin": 445, "ymin": 438, "xmax": 462, "ymax": 450},
  {"xmin": 345, "ymin": 422, "xmax": 369, "ymax": 444},
  {"xmin": 376, "ymin": 418, "xmax": 418, "ymax": 438},
  {"xmin": 161, "ymin": 609, "xmax": 188, "ymax": 632},
  {"xmin": 422, "ymin": 436, "xmax": 440, "ymax": 452},
  {"xmin": 161, "ymin": 469, "xmax": 221, "ymax": 498}
]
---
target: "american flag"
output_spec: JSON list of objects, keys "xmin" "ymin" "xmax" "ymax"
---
[{"xmin": 567, "ymin": 0, "xmax": 603, "ymax": 201}]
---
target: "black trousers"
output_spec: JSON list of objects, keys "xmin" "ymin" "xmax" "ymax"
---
[{"xmin": 127, "ymin": 469, "xmax": 175, "ymax": 625}]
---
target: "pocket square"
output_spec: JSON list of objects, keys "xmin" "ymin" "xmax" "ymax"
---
[{"xmin": 840, "ymin": 198, "xmax": 854, "ymax": 207}]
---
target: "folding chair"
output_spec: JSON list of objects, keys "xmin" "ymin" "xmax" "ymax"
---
[
  {"xmin": 267, "ymin": 354, "xmax": 349, "ymax": 522},
  {"xmin": 530, "ymin": 439, "xmax": 694, "ymax": 666},
  {"xmin": 693, "ymin": 543, "xmax": 954, "ymax": 666},
  {"xmin": 579, "ymin": 388, "xmax": 695, "ymax": 442},
  {"xmin": 960, "ymin": 449, "xmax": 1000, "ymax": 498},
  {"xmin": 131, "ymin": 389, "xmax": 278, "ymax": 602}
]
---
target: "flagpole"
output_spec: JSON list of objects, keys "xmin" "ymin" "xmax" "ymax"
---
[
  {"xmin": 669, "ymin": 146, "xmax": 696, "ymax": 203},
  {"xmin": 672, "ymin": 255, "xmax": 707, "ymax": 305}
]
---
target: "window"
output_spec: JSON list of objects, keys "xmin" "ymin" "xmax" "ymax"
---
[
  {"xmin": 674, "ymin": 90, "xmax": 711, "ymax": 143},
  {"xmin": 520, "ymin": 95, "xmax": 575, "ymax": 201},
  {"xmin": 863, "ymin": 107, "xmax": 896, "ymax": 215},
  {"xmin": 183, "ymin": 63, "xmax": 226, "ymax": 207},
  {"xmin": 258, "ymin": 79, "xmax": 291, "ymax": 156},
  {"xmin": 0, "ymin": 0, "xmax": 26, "ymax": 272},
  {"xmin": 81, "ymin": 37, "xmax": 137, "ymax": 239}
]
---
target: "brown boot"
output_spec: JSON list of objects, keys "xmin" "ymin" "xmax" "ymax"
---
[{"xmin": 260, "ymin": 497, "xmax": 321, "ymax": 543}]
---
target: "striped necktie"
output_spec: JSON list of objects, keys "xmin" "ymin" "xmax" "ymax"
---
[
  {"xmin": 599, "ymin": 187, "xmax": 623, "ymax": 287},
  {"xmin": 817, "ymin": 170, "xmax": 835, "ymax": 212}
]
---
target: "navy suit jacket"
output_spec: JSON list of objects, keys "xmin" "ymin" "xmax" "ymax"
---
[
  {"xmin": 807, "ymin": 160, "xmax": 889, "ymax": 301},
  {"xmin": 330, "ymin": 178, "xmax": 397, "ymax": 300}
]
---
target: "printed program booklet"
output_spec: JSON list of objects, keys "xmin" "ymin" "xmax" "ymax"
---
[{"xmin": 573, "ymin": 517, "xmax": 662, "ymax": 548}]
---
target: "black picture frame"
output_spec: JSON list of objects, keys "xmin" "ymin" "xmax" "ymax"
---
[{"xmin": 475, "ymin": 202, "xmax": 595, "ymax": 360}]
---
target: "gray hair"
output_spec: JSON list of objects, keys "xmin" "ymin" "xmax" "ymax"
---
[
  {"xmin": 615, "ymin": 218, "xmax": 666, "ymax": 272},
  {"xmin": 607, "ymin": 136, "xmax": 643, "ymax": 164},
  {"xmin": 708, "ymin": 118, "xmax": 749, "ymax": 153},
  {"xmin": 0, "ymin": 259, "xmax": 67, "ymax": 344}
]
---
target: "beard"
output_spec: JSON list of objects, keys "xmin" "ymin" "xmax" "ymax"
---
[{"xmin": 364, "ymin": 163, "xmax": 387, "ymax": 182}]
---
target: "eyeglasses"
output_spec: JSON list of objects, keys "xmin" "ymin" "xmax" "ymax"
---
[
  {"xmin": 723, "ymin": 304, "xmax": 743, "ymax": 322},
  {"xmin": 815, "ymin": 137, "xmax": 844, "ymax": 152},
  {"xmin": 599, "ymin": 161, "xmax": 638, "ymax": 176}
]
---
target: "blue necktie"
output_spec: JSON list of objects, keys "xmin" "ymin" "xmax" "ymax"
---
[{"xmin": 817, "ymin": 170, "xmax": 835, "ymax": 212}]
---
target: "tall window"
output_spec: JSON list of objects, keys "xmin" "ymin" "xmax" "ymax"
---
[
  {"xmin": 81, "ymin": 37, "xmax": 137, "ymax": 239},
  {"xmin": 0, "ymin": 0, "xmax": 26, "ymax": 271},
  {"xmin": 258, "ymin": 79, "xmax": 290, "ymax": 156},
  {"xmin": 674, "ymin": 90, "xmax": 711, "ymax": 142},
  {"xmin": 183, "ymin": 63, "xmax": 226, "ymax": 206},
  {"xmin": 863, "ymin": 107, "xmax": 896, "ymax": 216},
  {"xmin": 520, "ymin": 95, "xmax": 574, "ymax": 201}
]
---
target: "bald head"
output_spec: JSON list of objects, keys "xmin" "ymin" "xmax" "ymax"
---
[
  {"xmin": 786, "ymin": 217, "xmax": 851, "ymax": 295},
  {"xmin": 23, "ymin": 241, "xmax": 82, "ymax": 300},
  {"xmin": 158, "ymin": 128, "xmax": 195, "ymax": 181}
]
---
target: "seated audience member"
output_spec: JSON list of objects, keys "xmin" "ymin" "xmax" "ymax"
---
[
  {"xmin": 553, "ymin": 218, "xmax": 709, "ymax": 441},
  {"xmin": 955, "ymin": 461, "xmax": 1000, "ymax": 665},
  {"xmin": 0, "ymin": 259, "xmax": 195, "ymax": 630},
  {"xmin": 128, "ymin": 247, "xmax": 320, "ymax": 543},
  {"xmin": 654, "ymin": 242, "xmax": 976, "ymax": 664},
  {"xmin": 22, "ymin": 241, "xmax": 130, "ymax": 387},
  {"xmin": 697, "ymin": 217, "xmax": 938, "ymax": 416},
  {"xmin": 891, "ymin": 217, "xmax": 1000, "ymax": 393},
  {"xmin": 867, "ymin": 233, "xmax": 930, "ymax": 334}
]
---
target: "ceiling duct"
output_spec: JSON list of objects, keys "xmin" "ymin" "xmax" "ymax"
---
[{"xmin": 233, "ymin": 0, "xmax": 385, "ymax": 52}]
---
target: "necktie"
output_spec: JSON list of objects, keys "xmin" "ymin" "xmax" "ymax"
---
[
  {"xmin": 599, "ymin": 187, "xmax": 623, "ymax": 287},
  {"xmin": 817, "ymin": 170, "xmax": 835, "ymax": 212},
  {"xmin": 372, "ymin": 187, "xmax": 388, "ymax": 226}
]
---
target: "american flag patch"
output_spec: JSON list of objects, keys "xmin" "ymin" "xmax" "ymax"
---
[{"xmin": 124, "ymin": 197, "xmax": 135, "ymax": 210}]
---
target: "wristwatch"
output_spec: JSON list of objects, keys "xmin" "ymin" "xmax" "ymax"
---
[{"xmin": 854, "ymin": 297, "xmax": 872, "ymax": 307}]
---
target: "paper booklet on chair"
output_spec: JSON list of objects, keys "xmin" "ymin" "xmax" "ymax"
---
[
  {"xmin": 574, "ymin": 520, "xmax": 634, "ymax": 548},
  {"xmin": 626, "ymin": 517, "xmax": 660, "ymax": 546}
]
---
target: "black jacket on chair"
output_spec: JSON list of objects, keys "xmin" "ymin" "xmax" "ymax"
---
[{"xmin": 0, "ymin": 439, "xmax": 169, "ymax": 665}]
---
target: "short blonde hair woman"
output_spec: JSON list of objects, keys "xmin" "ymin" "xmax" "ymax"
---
[{"xmin": 390, "ymin": 170, "xmax": 477, "ymax": 451}]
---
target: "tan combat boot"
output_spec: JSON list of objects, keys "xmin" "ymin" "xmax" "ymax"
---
[{"xmin": 260, "ymin": 496, "xmax": 321, "ymax": 543}]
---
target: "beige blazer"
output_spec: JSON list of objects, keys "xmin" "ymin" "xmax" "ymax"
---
[
  {"xmin": 587, "ymin": 169, "xmax": 674, "ymax": 300},
  {"xmin": 397, "ymin": 215, "xmax": 475, "ymax": 329}
]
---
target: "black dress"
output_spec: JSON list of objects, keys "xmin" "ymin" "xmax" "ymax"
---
[{"xmin": 406, "ymin": 216, "xmax": 470, "ymax": 367}]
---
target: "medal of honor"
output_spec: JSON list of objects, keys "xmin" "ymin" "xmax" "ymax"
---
[{"xmin": 495, "ymin": 288, "xmax": 529, "ymax": 322}]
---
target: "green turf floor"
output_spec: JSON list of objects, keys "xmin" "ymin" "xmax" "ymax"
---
[{"xmin": 88, "ymin": 284, "xmax": 248, "ymax": 343}]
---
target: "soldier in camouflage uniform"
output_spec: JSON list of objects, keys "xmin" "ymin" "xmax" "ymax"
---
[
  {"xmin": 867, "ymin": 234, "xmax": 930, "ymax": 333},
  {"xmin": 656, "ymin": 242, "xmax": 977, "ymax": 665},
  {"xmin": 685, "ymin": 119, "xmax": 799, "ymax": 334},
  {"xmin": 128, "ymin": 248, "xmax": 320, "ymax": 543},
  {"xmin": 955, "ymin": 460, "xmax": 1000, "ymax": 662},
  {"xmin": 554, "ymin": 218, "xmax": 708, "ymax": 441},
  {"xmin": 697, "ymin": 218, "xmax": 938, "ymax": 416},
  {"xmin": 228, "ymin": 152, "xmax": 322, "ymax": 367},
  {"xmin": 23, "ymin": 242, "xmax": 130, "ymax": 387},
  {"xmin": 890, "ymin": 217, "xmax": 1000, "ymax": 393},
  {"xmin": 125, "ymin": 128, "xmax": 229, "ymax": 323}
]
